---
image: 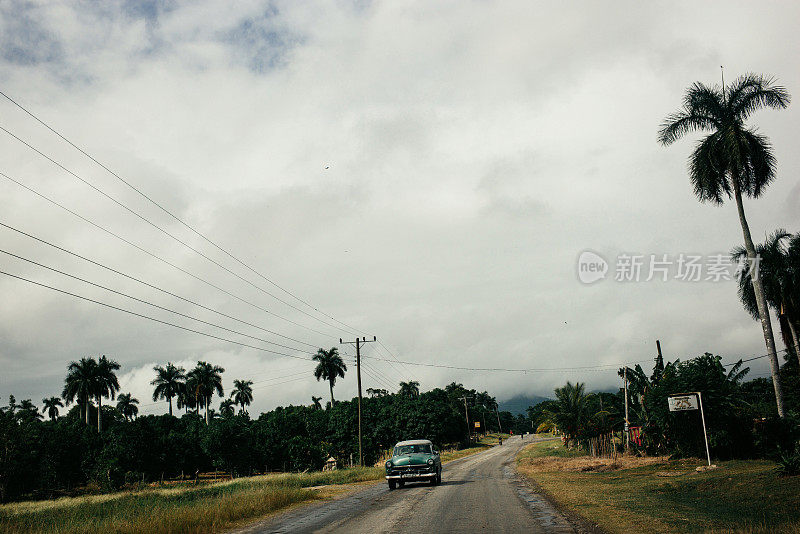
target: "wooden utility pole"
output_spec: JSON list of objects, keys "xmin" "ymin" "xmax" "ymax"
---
[
  {"xmin": 458, "ymin": 396, "xmax": 473, "ymax": 444},
  {"xmin": 340, "ymin": 336, "xmax": 376, "ymax": 467},
  {"xmin": 623, "ymin": 366, "xmax": 629, "ymax": 452}
]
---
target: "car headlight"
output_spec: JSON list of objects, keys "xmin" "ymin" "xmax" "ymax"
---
[
  {"xmin": 385, "ymin": 460, "xmax": 393, "ymax": 468},
  {"xmin": 427, "ymin": 458, "xmax": 434, "ymax": 465}
]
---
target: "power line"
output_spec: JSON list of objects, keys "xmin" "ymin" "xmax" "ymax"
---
[
  {"xmin": 0, "ymin": 170, "xmax": 333, "ymax": 339},
  {"xmin": 360, "ymin": 354, "xmax": 652, "ymax": 373},
  {"xmin": 0, "ymin": 269, "xmax": 311, "ymax": 361},
  {"xmin": 0, "ymin": 89, "xmax": 363, "ymax": 336},
  {"xmin": 0, "ymin": 125, "xmax": 351, "ymax": 336},
  {"xmin": 0, "ymin": 219, "xmax": 319, "ymax": 350},
  {"xmin": 0, "ymin": 248, "xmax": 318, "ymax": 355}
]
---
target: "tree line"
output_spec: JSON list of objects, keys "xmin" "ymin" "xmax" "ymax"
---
[{"xmin": 0, "ymin": 352, "xmax": 510, "ymax": 502}]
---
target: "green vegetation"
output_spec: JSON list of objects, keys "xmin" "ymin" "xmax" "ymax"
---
[
  {"xmin": 517, "ymin": 440, "xmax": 800, "ymax": 533},
  {"xmin": 0, "ymin": 439, "xmax": 494, "ymax": 534},
  {"xmin": 1, "ymin": 354, "xmax": 510, "ymax": 503},
  {"xmin": 531, "ymin": 352, "xmax": 800, "ymax": 461}
]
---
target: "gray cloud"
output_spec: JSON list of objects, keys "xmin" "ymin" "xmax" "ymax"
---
[{"xmin": 1, "ymin": 1, "xmax": 798, "ymax": 415}]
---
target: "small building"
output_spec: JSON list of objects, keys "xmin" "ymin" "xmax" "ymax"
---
[{"xmin": 323, "ymin": 456, "xmax": 337, "ymax": 471}]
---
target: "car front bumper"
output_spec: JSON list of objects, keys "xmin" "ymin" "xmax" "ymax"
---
[{"xmin": 385, "ymin": 472, "xmax": 437, "ymax": 480}]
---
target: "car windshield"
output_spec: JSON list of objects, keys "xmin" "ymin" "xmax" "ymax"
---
[{"xmin": 394, "ymin": 444, "xmax": 432, "ymax": 455}]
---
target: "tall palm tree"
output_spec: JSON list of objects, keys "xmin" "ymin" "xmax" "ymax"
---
[
  {"xmin": 62, "ymin": 357, "xmax": 97, "ymax": 426},
  {"xmin": 398, "ymin": 380, "xmax": 420, "ymax": 397},
  {"xmin": 187, "ymin": 361, "xmax": 225, "ymax": 425},
  {"xmin": 116, "ymin": 393, "xmax": 139, "ymax": 421},
  {"xmin": 311, "ymin": 396, "xmax": 323, "ymax": 410},
  {"xmin": 230, "ymin": 379, "xmax": 254, "ymax": 414},
  {"xmin": 732, "ymin": 230, "xmax": 800, "ymax": 367},
  {"xmin": 41, "ymin": 397, "xmax": 63, "ymax": 421},
  {"xmin": 219, "ymin": 399, "xmax": 235, "ymax": 418},
  {"xmin": 94, "ymin": 355, "xmax": 121, "ymax": 432},
  {"xmin": 313, "ymin": 347, "xmax": 346, "ymax": 407},
  {"xmin": 658, "ymin": 73, "xmax": 791, "ymax": 417},
  {"xmin": 151, "ymin": 363, "xmax": 186, "ymax": 416}
]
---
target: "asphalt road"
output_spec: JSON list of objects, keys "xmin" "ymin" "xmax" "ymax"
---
[{"xmin": 241, "ymin": 436, "xmax": 576, "ymax": 534}]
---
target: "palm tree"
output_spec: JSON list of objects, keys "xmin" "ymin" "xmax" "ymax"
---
[
  {"xmin": 175, "ymin": 381, "xmax": 196, "ymax": 415},
  {"xmin": 311, "ymin": 396, "xmax": 323, "ymax": 410},
  {"xmin": 62, "ymin": 357, "xmax": 98, "ymax": 426},
  {"xmin": 151, "ymin": 363, "xmax": 186, "ymax": 416},
  {"xmin": 219, "ymin": 399, "xmax": 235, "ymax": 418},
  {"xmin": 658, "ymin": 73, "xmax": 791, "ymax": 417},
  {"xmin": 230, "ymin": 379, "xmax": 254, "ymax": 414},
  {"xmin": 548, "ymin": 382, "xmax": 593, "ymax": 446},
  {"xmin": 116, "ymin": 393, "xmax": 139, "ymax": 421},
  {"xmin": 732, "ymin": 230, "xmax": 800, "ymax": 367},
  {"xmin": 93, "ymin": 355, "xmax": 121, "ymax": 432},
  {"xmin": 312, "ymin": 347, "xmax": 346, "ymax": 407},
  {"xmin": 17, "ymin": 399, "xmax": 43, "ymax": 421},
  {"xmin": 398, "ymin": 380, "xmax": 420, "ymax": 397},
  {"xmin": 187, "ymin": 361, "xmax": 225, "ymax": 425},
  {"xmin": 41, "ymin": 397, "xmax": 63, "ymax": 421}
]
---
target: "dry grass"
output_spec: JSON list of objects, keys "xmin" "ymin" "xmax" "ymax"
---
[
  {"xmin": 516, "ymin": 439, "xmax": 800, "ymax": 534},
  {"xmin": 0, "ymin": 444, "xmax": 493, "ymax": 533}
]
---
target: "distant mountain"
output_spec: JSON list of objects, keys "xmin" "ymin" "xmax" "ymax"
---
[{"xmin": 498, "ymin": 394, "xmax": 551, "ymax": 416}]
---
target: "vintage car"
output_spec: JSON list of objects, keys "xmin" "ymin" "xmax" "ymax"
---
[{"xmin": 385, "ymin": 439, "xmax": 442, "ymax": 489}]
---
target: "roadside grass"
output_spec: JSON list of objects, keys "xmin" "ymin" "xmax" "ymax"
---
[
  {"xmin": 0, "ymin": 443, "xmax": 492, "ymax": 533},
  {"xmin": 517, "ymin": 439, "xmax": 800, "ymax": 533}
]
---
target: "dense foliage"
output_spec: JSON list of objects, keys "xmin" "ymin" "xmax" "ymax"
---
[
  {"xmin": 0, "ymin": 382, "xmax": 508, "ymax": 502},
  {"xmin": 529, "ymin": 353, "xmax": 800, "ymax": 461}
]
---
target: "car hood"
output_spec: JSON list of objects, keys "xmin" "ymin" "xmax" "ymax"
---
[{"xmin": 391, "ymin": 454, "xmax": 433, "ymax": 466}]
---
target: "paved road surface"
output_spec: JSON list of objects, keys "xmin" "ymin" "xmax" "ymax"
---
[{"xmin": 240, "ymin": 436, "xmax": 576, "ymax": 534}]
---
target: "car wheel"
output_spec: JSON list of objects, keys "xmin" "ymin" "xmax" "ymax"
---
[
  {"xmin": 436, "ymin": 470, "xmax": 442, "ymax": 485},
  {"xmin": 398, "ymin": 481, "xmax": 405, "ymax": 488},
  {"xmin": 388, "ymin": 480, "xmax": 396, "ymax": 490}
]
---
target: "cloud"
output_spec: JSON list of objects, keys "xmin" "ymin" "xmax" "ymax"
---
[{"xmin": 1, "ymin": 1, "xmax": 799, "ymax": 415}]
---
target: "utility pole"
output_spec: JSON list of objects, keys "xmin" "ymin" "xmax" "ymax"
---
[
  {"xmin": 656, "ymin": 339, "xmax": 663, "ymax": 363},
  {"xmin": 458, "ymin": 396, "xmax": 473, "ymax": 444},
  {"xmin": 623, "ymin": 366, "xmax": 629, "ymax": 452},
  {"xmin": 340, "ymin": 336, "xmax": 376, "ymax": 467}
]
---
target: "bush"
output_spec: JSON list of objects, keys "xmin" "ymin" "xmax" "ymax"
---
[{"xmin": 776, "ymin": 446, "xmax": 800, "ymax": 477}]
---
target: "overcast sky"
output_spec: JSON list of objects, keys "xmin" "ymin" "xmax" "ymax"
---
[{"xmin": 1, "ymin": 1, "xmax": 799, "ymax": 416}]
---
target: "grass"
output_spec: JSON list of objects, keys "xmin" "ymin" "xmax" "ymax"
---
[
  {"xmin": 517, "ymin": 439, "xmax": 800, "ymax": 533},
  {"xmin": 0, "ymin": 443, "xmax": 493, "ymax": 534}
]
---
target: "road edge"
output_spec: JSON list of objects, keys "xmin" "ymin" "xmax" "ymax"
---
[{"xmin": 512, "ymin": 442, "xmax": 608, "ymax": 534}]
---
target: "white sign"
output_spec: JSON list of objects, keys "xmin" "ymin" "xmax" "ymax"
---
[{"xmin": 668, "ymin": 394, "xmax": 699, "ymax": 412}]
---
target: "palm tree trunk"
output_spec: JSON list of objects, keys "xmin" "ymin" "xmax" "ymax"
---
[
  {"xmin": 168, "ymin": 396, "xmax": 173, "ymax": 417},
  {"xmin": 786, "ymin": 316, "xmax": 800, "ymax": 368},
  {"xmin": 329, "ymin": 381, "xmax": 335, "ymax": 408},
  {"xmin": 205, "ymin": 397, "xmax": 209, "ymax": 425},
  {"xmin": 733, "ymin": 182, "xmax": 785, "ymax": 417},
  {"xmin": 97, "ymin": 396, "xmax": 102, "ymax": 432}
]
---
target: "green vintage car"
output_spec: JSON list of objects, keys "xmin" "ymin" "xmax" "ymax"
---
[{"xmin": 385, "ymin": 439, "xmax": 442, "ymax": 489}]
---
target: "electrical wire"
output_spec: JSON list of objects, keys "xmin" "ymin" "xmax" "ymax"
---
[
  {"xmin": 0, "ymin": 92, "xmax": 363, "ymax": 336},
  {"xmin": 0, "ymin": 170, "xmax": 334, "ymax": 339},
  {"xmin": 0, "ymin": 129, "xmax": 351, "ymax": 336},
  {"xmin": 0, "ymin": 269, "xmax": 312, "ymax": 361}
]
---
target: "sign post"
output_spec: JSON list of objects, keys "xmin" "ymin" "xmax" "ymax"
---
[{"xmin": 667, "ymin": 392, "xmax": 711, "ymax": 466}]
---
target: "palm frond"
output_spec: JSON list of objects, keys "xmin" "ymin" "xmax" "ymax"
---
[
  {"xmin": 689, "ymin": 132, "xmax": 730, "ymax": 203},
  {"xmin": 657, "ymin": 110, "xmax": 719, "ymax": 145},
  {"xmin": 738, "ymin": 129, "xmax": 777, "ymax": 198},
  {"xmin": 729, "ymin": 74, "xmax": 791, "ymax": 121}
]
